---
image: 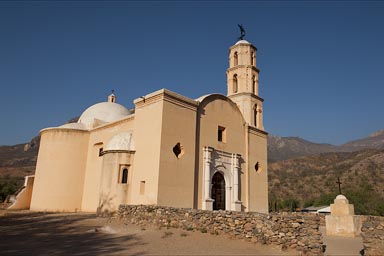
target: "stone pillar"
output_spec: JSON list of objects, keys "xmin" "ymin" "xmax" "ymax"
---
[
  {"xmin": 233, "ymin": 154, "xmax": 239, "ymax": 202},
  {"xmin": 202, "ymin": 147, "xmax": 213, "ymax": 210},
  {"xmin": 232, "ymin": 153, "xmax": 242, "ymax": 211},
  {"xmin": 325, "ymin": 195, "xmax": 362, "ymax": 237}
]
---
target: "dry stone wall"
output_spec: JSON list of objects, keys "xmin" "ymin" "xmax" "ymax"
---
[
  {"xmin": 117, "ymin": 205, "xmax": 324, "ymax": 255},
  {"xmin": 361, "ymin": 216, "xmax": 384, "ymax": 256}
]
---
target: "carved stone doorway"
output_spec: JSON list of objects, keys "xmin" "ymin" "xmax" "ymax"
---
[{"xmin": 212, "ymin": 172, "xmax": 226, "ymax": 210}]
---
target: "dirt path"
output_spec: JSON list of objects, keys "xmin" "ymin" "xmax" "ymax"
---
[{"xmin": 0, "ymin": 211, "xmax": 296, "ymax": 255}]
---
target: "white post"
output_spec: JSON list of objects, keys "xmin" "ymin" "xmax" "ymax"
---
[
  {"xmin": 204, "ymin": 147, "xmax": 211, "ymax": 199},
  {"xmin": 233, "ymin": 154, "xmax": 239, "ymax": 202},
  {"xmin": 203, "ymin": 147, "xmax": 213, "ymax": 210},
  {"xmin": 233, "ymin": 153, "xmax": 242, "ymax": 211}
]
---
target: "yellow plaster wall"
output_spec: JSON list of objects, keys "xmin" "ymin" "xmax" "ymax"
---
[
  {"xmin": 81, "ymin": 117, "xmax": 135, "ymax": 212},
  {"xmin": 247, "ymin": 128, "xmax": 268, "ymax": 213},
  {"xmin": 30, "ymin": 128, "xmax": 89, "ymax": 212},
  {"xmin": 130, "ymin": 94, "xmax": 164, "ymax": 205},
  {"xmin": 156, "ymin": 96, "xmax": 198, "ymax": 208},
  {"xmin": 197, "ymin": 96, "xmax": 246, "ymax": 209}
]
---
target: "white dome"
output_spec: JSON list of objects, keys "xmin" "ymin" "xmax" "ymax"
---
[
  {"xmin": 235, "ymin": 39, "xmax": 251, "ymax": 45},
  {"xmin": 78, "ymin": 102, "xmax": 130, "ymax": 129},
  {"xmin": 105, "ymin": 131, "xmax": 134, "ymax": 151}
]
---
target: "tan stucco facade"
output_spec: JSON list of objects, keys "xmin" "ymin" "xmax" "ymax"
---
[{"xmin": 26, "ymin": 39, "xmax": 269, "ymax": 213}]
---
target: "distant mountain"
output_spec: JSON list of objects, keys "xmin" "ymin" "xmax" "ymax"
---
[
  {"xmin": 341, "ymin": 129, "xmax": 384, "ymax": 151},
  {"xmin": 267, "ymin": 135, "xmax": 340, "ymax": 162},
  {"xmin": 268, "ymin": 129, "xmax": 384, "ymax": 162}
]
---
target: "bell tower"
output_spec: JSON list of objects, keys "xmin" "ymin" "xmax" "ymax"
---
[{"xmin": 226, "ymin": 39, "xmax": 264, "ymax": 130}]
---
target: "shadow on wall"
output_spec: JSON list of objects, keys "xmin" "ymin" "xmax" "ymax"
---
[
  {"xmin": 0, "ymin": 212, "xmax": 145, "ymax": 256},
  {"xmin": 97, "ymin": 193, "xmax": 116, "ymax": 216}
]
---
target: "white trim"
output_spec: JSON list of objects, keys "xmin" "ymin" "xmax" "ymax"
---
[{"xmin": 202, "ymin": 146, "xmax": 242, "ymax": 211}]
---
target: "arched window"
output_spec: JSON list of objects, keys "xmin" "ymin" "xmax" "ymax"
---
[
  {"xmin": 254, "ymin": 104, "xmax": 258, "ymax": 127},
  {"xmin": 251, "ymin": 50, "xmax": 255, "ymax": 66},
  {"xmin": 234, "ymin": 51, "xmax": 238, "ymax": 66},
  {"xmin": 121, "ymin": 168, "xmax": 128, "ymax": 184},
  {"xmin": 252, "ymin": 75, "xmax": 256, "ymax": 94},
  {"xmin": 233, "ymin": 74, "xmax": 238, "ymax": 93}
]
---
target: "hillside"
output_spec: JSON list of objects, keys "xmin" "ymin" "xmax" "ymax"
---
[
  {"xmin": 268, "ymin": 149, "xmax": 384, "ymax": 215},
  {"xmin": 0, "ymin": 137, "xmax": 39, "ymax": 201},
  {"xmin": 0, "ymin": 136, "xmax": 38, "ymax": 178}
]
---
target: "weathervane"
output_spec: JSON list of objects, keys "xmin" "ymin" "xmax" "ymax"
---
[{"xmin": 238, "ymin": 24, "xmax": 246, "ymax": 40}]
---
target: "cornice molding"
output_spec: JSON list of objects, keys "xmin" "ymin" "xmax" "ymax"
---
[
  {"xmin": 228, "ymin": 92, "xmax": 264, "ymax": 102},
  {"xmin": 226, "ymin": 65, "xmax": 260, "ymax": 74},
  {"xmin": 229, "ymin": 43, "xmax": 257, "ymax": 51},
  {"xmin": 40, "ymin": 127, "xmax": 89, "ymax": 135},
  {"xmin": 247, "ymin": 125, "xmax": 268, "ymax": 136},
  {"xmin": 134, "ymin": 88, "xmax": 198, "ymax": 111}
]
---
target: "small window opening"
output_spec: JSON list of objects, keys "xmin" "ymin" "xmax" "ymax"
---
[
  {"xmin": 98, "ymin": 147, "xmax": 103, "ymax": 157},
  {"xmin": 233, "ymin": 74, "xmax": 238, "ymax": 93},
  {"xmin": 121, "ymin": 168, "xmax": 128, "ymax": 184},
  {"xmin": 218, "ymin": 126, "xmax": 226, "ymax": 143},
  {"xmin": 255, "ymin": 162, "xmax": 262, "ymax": 174},
  {"xmin": 173, "ymin": 142, "xmax": 184, "ymax": 158},
  {"xmin": 251, "ymin": 50, "xmax": 255, "ymax": 66},
  {"xmin": 234, "ymin": 51, "xmax": 238, "ymax": 66},
  {"xmin": 140, "ymin": 181, "xmax": 145, "ymax": 195}
]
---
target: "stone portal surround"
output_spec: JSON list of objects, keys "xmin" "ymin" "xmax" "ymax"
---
[
  {"xmin": 117, "ymin": 205, "xmax": 324, "ymax": 255},
  {"xmin": 202, "ymin": 147, "xmax": 242, "ymax": 211}
]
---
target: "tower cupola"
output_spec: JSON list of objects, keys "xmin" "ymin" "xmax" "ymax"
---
[
  {"xmin": 226, "ymin": 33, "xmax": 264, "ymax": 130},
  {"xmin": 227, "ymin": 40, "xmax": 259, "ymax": 96}
]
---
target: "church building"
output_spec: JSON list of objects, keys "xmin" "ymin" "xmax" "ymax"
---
[{"xmin": 13, "ymin": 38, "xmax": 269, "ymax": 213}]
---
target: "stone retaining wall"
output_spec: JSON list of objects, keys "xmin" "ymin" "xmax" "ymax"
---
[
  {"xmin": 361, "ymin": 215, "xmax": 384, "ymax": 256},
  {"xmin": 117, "ymin": 205, "xmax": 324, "ymax": 255}
]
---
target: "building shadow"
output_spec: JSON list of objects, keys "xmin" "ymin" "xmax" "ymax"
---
[{"xmin": 0, "ymin": 212, "xmax": 145, "ymax": 255}]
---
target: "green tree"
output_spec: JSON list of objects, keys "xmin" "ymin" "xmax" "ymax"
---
[
  {"xmin": 0, "ymin": 176, "xmax": 23, "ymax": 202},
  {"xmin": 282, "ymin": 198, "xmax": 300, "ymax": 212}
]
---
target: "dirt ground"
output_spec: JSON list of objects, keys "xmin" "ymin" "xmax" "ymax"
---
[{"xmin": 0, "ymin": 210, "xmax": 297, "ymax": 255}]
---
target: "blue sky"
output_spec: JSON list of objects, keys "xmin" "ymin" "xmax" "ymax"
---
[{"xmin": 1, "ymin": 1, "xmax": 383, "ymax": 146}]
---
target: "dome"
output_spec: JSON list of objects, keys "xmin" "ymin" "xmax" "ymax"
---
[
  {"xmin": 78, "ymin": 102, "xmax": 131, "ymax": 129},
  {"xmin": 235, "ymin": 39, "xmax": 251, "ymax": 45},
  {"xmin": 105, "ymin": 131, "xmax": 134, "ymax": 151}
]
